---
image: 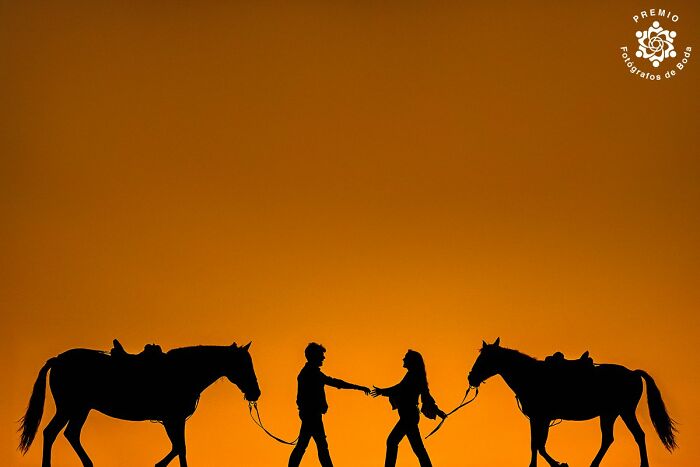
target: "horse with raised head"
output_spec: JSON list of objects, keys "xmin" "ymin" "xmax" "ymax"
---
[
  {"xmin": 19, "ymin": 342, "xmax": 261, "ymax": 467},
  {"xmin": 467, "ymin": 338, "xmax": 677, "ymax": 467}
]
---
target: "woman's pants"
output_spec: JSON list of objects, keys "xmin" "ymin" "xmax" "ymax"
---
[{"xmin": 384, "ymin": 411, "xmax": 432, "ymax": 467}]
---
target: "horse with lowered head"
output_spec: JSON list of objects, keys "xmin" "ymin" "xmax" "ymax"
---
[
  {"xmin": 19, "ymin": 342, "xmax": 261, "ymax": 467},
  {"xmin": 468, "ymin": 338, "xmax": 677, "ymax": 467}
]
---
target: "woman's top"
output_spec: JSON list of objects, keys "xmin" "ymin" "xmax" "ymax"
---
[{"xmin": 382, "ymin": 372, "xmax": 445, "ymax": 420}]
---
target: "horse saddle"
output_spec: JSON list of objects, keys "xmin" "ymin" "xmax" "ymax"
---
[
  {"xmin": 545, "ymin": 351, "xmax": 594, "ymax": 369},
  {"xmin": 110, "ymin": 339, "xmax": 165, "ymax": 362}
]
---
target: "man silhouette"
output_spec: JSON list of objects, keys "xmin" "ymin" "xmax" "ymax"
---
[{"xmin": 288, "ymin": 342, "xmax": 369, "ymax": 467}]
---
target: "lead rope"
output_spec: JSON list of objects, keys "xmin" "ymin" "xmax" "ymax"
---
[
  {"xmin": 425, "ymin": 386, "xmax": 479, "ymax": 439},
  {"xmin": 248, "ymin": 402, "xmax": 298, "ymax": 445}
]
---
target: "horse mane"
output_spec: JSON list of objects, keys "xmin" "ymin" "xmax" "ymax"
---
[
  {"xmin": 490, "ymin": 345, "xmax": 540, "ymax": 364},
  {"xmin": 166, "ymin": 345, "xmax": 232, "ymax": 362}
]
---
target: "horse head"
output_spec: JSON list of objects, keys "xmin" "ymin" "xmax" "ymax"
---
[
  {"xmin": 467, "ymin": 337, "xmax": 502, "ymax": 387},
  {"xmin": 227, "ymin": 342, "xmax": 261, "ymax": 402}
]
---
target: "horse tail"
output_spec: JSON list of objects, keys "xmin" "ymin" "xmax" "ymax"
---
[
  {"xmin": 635, "ymin": 369, "xmax": 678, "ymax": 451},
  {"xmin": 18, "ymin": 358, "xmax": 56, "ymax": 454}
]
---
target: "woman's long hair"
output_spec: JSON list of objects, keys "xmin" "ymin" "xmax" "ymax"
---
[{"xmin": 405, "ymin": 350, "xmax": 428, "ymax": 389}]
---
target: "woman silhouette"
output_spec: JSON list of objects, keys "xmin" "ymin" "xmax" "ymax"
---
[{"xmin": 371, "ymin": 350, "xmax": 446, "ymax": 467}]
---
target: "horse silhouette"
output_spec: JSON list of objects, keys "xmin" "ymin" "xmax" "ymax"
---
[
  {"xmin": 19, "ymin": 342, "xmax": 261, "ymax": 467},
  {"xmin": 467, "ymin": 338, "xmax": 677, "ymax": 467}
]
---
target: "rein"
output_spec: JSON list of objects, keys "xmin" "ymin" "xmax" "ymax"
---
[
  {"xmin": 248, "ymin": 402, "xmax": 298, "ymax": 446},
  {"xmin": 425, "ymin": 385, "xmax": 479, "ymax": 439}
]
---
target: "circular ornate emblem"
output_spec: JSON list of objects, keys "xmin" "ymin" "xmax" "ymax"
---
[{"xmin": 635, "ymin": 21, "xmax": 677, "ymax": 68}]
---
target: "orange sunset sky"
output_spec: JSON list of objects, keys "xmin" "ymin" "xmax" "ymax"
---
[{"xmin": 2, "ymin": 1, "xmax": 699, "ymax": 466}]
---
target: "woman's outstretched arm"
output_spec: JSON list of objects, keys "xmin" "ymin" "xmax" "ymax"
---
[{"xmin": 370, "ymin": 384, "xmax": 399, "ymax": 397}]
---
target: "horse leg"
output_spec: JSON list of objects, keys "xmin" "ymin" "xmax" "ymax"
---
[
  {"xmin": 64, "ymin": 410, "xmax": 93, "ymax": 467},
  {"xmin": 621, "ymin": 411, "xmax": 649, "ymax": 467},
  {"xmin": 42, "ymin": 412, "xmax": 69, "ymax": 467},
  {"xmin": 155, "ymin": 420, "xmax": 179, "ymax": 467},
  {"xmin": 590, "ymin": 414, "xmax": 617, "ymax": 467},
  {"xmin": 529, "ymin": 420, "xmax": 540, "ymax": 467},
  {"xmin": 532, "ymin": 419, "xmax": 567, "ymax": 467},
  {"xmin": 156, "ymin": 419, "xmax": 188, "ymax": 467},
  {"xmin": 155, "ymin": 445, "xmax": 178, "ymax": 467},
  {"xmin": 171, "ymin": 419, "xmax": 188, "ymax": 467}
]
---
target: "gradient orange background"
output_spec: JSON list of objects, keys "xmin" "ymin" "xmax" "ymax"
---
[{"xmin": 2, "ymin": 1, "xmax": 699, "ymax": 466}]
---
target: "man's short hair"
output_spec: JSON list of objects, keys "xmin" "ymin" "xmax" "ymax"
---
[{"xmin": 305, "ymin": 342, "xmax": 326, "ymax": 361}]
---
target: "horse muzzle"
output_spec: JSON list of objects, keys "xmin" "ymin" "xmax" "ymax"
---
[
  {"xmin": 245, "ymin": 388, "xmax": 261, "ymax": 402},
  {"xmin": 467, "ymin": 372, "xmax": 482, "ymax": 388}
]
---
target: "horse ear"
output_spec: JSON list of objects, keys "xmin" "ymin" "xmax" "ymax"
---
[
  {"xmin": 242, "ymin": 342, "xmax": 251, "ymax": 351},
  {"xmin": 482, "ymin": 340, "xmax": 487, "ymax": 348},
  {"xmin": 494, "ymin": 337, "xmax": 500, "ymax": 346}
]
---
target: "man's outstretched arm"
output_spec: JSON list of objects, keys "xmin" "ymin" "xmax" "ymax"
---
[{"xmin": 324, "ymin": 375, "xmax": 370, "ymax": 394}]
